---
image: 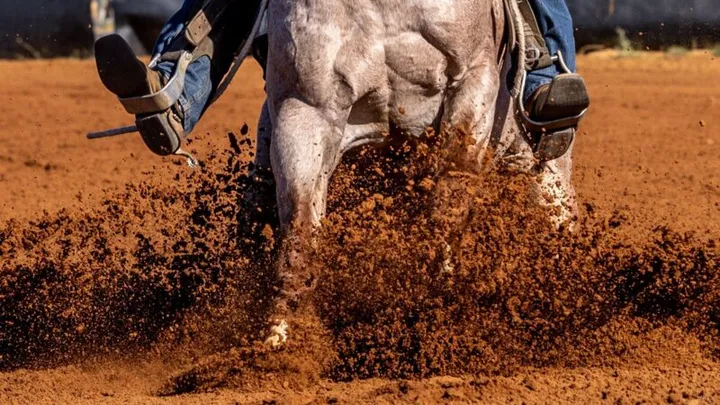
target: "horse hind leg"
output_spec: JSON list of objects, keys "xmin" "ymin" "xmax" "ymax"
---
[
  {"xmin": 254, "ymin": 100, "xmax": 273, "ymax": 171},
  {"xmin": 242, "ymin": 101, "xmax": 277, "ymax": 215},
  {"xmin": 497, "ymin": 117, "xmax": 579, "ymax": 228},
  {"xmin": 264, "ymin": 98, "xmax": 344, "ymax": 347},
  {"xmin": 271, "ymin": 99, "xmax": 344, "ymax": 229},
  {"xmin": 537, "ymin": 150, "xmax": 578, "ymax": 227},
  {"xmin": 445, "ymin": 57, "xmax": 578, "ymax": 228}
]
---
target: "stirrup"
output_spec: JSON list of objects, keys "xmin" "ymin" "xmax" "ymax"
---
[
  {"xmin": 136, "ymin": 109, "xmax": 185, "ymax": 157},
  {"xmin": 518, "ymin": 51, "xmax": 589, "ymax": 162},
  {"xmin": 118, "ymin": 51, "xmax": 193, "ymax": 116},
  {"xmin": 90, "ymin": 46, "xmax": 193, "ymax": 159},
  {"xmin": 124, "ymin": 52, "xmax": 193, "ymax": 157}
]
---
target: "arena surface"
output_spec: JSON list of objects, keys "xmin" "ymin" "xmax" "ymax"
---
[{"xmin": 1, "ymin": 52, "xmax": 719, "ymax": 403}]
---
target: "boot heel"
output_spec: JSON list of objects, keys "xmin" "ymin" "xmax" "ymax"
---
[{"xmin": 136, "ymin": 111, "xmax": 185, "ymax": 156}]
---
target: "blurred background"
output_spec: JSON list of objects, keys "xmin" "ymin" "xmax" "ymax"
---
[
  {"xmin": 0, "ymin": 0, "xmax": 183, "ymax": 58},
  {"xmin": 0, "ymin": 0, "xmax": 719, "ymax": 58}
]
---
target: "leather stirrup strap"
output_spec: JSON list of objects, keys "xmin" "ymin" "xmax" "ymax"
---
[
  {"xmin": 515, "ymin": 0, "xmax": 552, "ymax": 71},
  {"xmin": 185, "ymin": 0, "xmax": 238, "ymax": 47}
]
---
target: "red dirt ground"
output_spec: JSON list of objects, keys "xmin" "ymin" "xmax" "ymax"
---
[{"xmin": 0, "ymin": 52, "xmax": 719, "ymax": 404}]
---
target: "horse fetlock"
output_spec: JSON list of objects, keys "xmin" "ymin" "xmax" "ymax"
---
[{"xmin": 277, "ymin": 255, "xmax": 318, "ymax": 307}]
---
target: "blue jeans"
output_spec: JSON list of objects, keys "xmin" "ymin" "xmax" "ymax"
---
[
  {"xmin": 152, "ymin": 0, "xmax": 212, "ymax": 134},
  {"xmin": 154, "ymin": 0, "xmax": 577, "ymax": 133},
  {"xmin": 524, "ymin": 0, "xmax": 577, "ymax": 102}
]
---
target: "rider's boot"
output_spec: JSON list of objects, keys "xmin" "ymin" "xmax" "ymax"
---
[
  {"xmin": 95, "ymin": 34, "xmax": 186, "ymax": 157},
  {"xmin": 526, "ymin": 73, "xmax": 589, "ymax": 121},
  {"xmin": 524, "ymin": 73, "xmax": 590, "ymax": 161}
]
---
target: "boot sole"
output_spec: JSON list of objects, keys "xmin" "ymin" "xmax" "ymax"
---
[{"xmin": 540, "ymin": 74, "xmax": 590, "ymax": 120}]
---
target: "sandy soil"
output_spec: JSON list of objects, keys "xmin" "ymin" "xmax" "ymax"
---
[{"xmin": 0, "ymin": 52, "xmax": 719, "ymax": 404}]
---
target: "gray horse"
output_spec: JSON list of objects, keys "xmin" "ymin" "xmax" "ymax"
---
[{"xmin": 259, "ymin": 0, "xmax": 577, "ymax": 346}]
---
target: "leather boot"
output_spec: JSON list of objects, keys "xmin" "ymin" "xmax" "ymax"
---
[
  {"xmin": 526, "ymin": 73, "xmax": 589, "ymax": 123},
  {"xmin": 524, "ymin": 73, "xmax": 590, "ymax": 161},
  {"xmin": 95, "ymin": 34, "xmax": 186, "ymax": 156},
  {"xmin": 95, "ymin": 34, "xmax": 164, "ymax": 98}
]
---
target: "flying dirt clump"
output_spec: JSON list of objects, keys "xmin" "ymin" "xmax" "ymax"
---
[
  {"xmin": 0, "ymin": 133, "xmax": 278, "ymax": 370},
  {"xmin": 160, "ymin": 127, "xmax": 720, "ymax": 394},
  {"xmin": 1, "ymin": 127, "xmax": 719, "ymax": 394},
  {"xmin": 311, "ymin": 127, "xmax": 720, "ymax": 380}
]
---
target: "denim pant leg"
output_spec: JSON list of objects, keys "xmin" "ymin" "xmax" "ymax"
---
[
  {"xmin": 524, "ymin": 0, "xmax": 577, "ymax": 103},
  {"xmin": 151, "ymin": 0, "xmax": 213, "ymax": 134}
]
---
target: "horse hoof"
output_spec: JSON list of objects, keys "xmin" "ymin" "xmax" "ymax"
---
[{"xmin": 264, "ymin": 319, "xmax": 289, "ymax": 348}]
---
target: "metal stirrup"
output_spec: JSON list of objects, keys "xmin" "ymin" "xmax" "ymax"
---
[{"xmin": 119, "ymin": 51, "xmax": 193, "ymax": 115}]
